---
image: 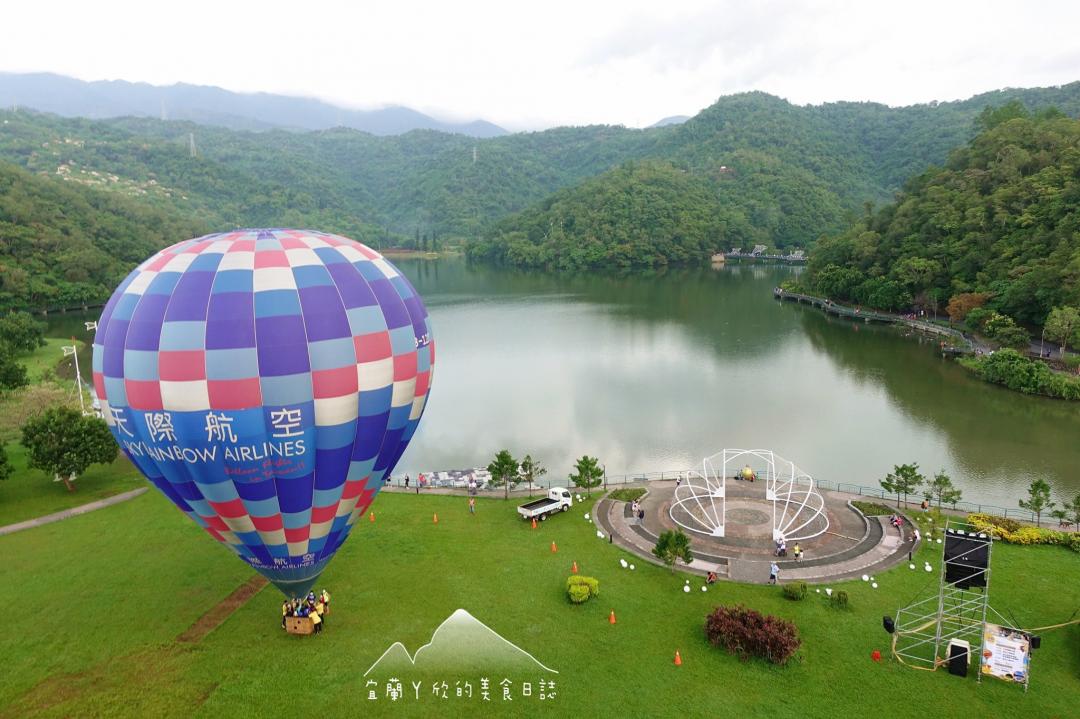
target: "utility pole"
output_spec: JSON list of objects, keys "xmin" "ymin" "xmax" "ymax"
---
[
  {"xmin": 189, "ymin": 132, "xmax": 196, "ymax": 158},
  {"xmin": 472, "ymin": 145, "xmax": 477, "ymax": 164}
]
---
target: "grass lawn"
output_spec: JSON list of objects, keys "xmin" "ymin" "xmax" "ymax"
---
[
  {"xmin": 1, "ymin": 490, "xmax": 1078, "ymax": 718},
  {"xmin": 0, "ymin": 443, "xmax": 143, "ymax": 527}
]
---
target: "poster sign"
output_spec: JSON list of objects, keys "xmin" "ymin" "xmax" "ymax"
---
[{"xmin": 980, "ymin": 623, "xmax": 1030, "ymax": 684}]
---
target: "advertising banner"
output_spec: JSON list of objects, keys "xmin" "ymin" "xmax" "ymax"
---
[{"xmin": 980, "ymin": 623, "xmax": 1030, "ymax": 684}]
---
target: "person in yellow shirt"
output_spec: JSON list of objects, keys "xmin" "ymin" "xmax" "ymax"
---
[
  {"xmin": 281, "ymin": 600, "xmax": 290, "ymax": 629},
  {"xmin": 309, "ymin": 605, "xmax": 323, "ymax": 634}
]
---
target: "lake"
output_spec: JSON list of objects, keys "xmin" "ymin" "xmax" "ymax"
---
[{"xmin": 46, "ymin": 257, "xmax": 1080, "ymax": 509}]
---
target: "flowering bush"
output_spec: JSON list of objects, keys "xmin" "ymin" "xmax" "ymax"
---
[
  {"xmin": 968, "ymin": 514, "xmax": 1080, "ymax": 552},
  {"xmin": 704, "ymin": 605, "xmax": 801, "ymax": 665}
]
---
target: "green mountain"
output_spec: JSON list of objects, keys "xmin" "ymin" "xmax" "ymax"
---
[
  {"xmin": 2, "ymin": 81, "xmax": 1080, "ymax": 309},
  {"xmin": 805, "ymin": 106, "xmax": 1080, "ymax": 325},
  {"xmin": 0, "ymin": 161, "xmax": 207, "ymax": 309},
  {"xmin": 467, "ymin": 160, "xmax": 727, "ymax": 270}
]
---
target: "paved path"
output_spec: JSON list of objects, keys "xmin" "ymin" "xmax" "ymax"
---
[
  {"xmin": 0, "ymin": 487, "xmax": 148, "ymax": 537},
  {"xmin": 596, "ymin": 489, "xmax": 917, "ymax": 585}
]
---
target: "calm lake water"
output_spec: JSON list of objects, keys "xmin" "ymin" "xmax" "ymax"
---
[{"xmin": 47, "ymin": 257, "xmax": 1080, "ymax": 508}]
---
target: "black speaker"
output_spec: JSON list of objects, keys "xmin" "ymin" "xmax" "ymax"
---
[
  {"xmin": 1030, "ymin": 634, "xmax": 1041, "ymax": 650},
  {"xmin": 947, "ymin": 642, "xmax": 969, "ymax": 677},
  {"xmin": 944, "ymin": 530, "xmax": 989, "ymax": 589},
  {"xmin": 882, "ymin": 616, "xmax": 895, "ymax": 634}
]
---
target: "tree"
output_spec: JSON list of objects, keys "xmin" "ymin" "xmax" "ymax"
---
[
  {"xmin": 568, "ymin": 455, "xmax": 604, "ymax": 497},
  {"xmin": 1068, "ymin": 494, "xmax": 1080, "ymax": 530},
  {"xmin": 0, "ymin": 348, "xmax": 29, "ymax": 392},
  {"xmin": 1044, "ymin": 306, "xmax": 1080, "ymax": 358},
  {"xmin": 1018, "ymin": 478, "xmax": 1054, "ymax": 527},
  {"xmin": 0, "ymin": 311, "xmax": 46, "ymax": 353},
  {"xmin": 21, "ymin": 407, "xmax": 117, "ymax": 492},
  {"xmin": 486, "ymin": 449, "xmax": 519, "ymax": 501},
  {"xmin": 924, "ymin": 470, "xmax": 962, "ymax": 509},
  {"xmin": 0, "ymin": 445, "xmax": 12, "ymax": 482},
  {"xmin": 519, "ymin": 454, "xmax": 547, "ymax": 498},
  {"xmin": 947, "ymin": 293, "xmax": 991, "ymax": 324},
  {"xmin": 880, "ymin": 463, "xmax": 924, "ymax": 509},
  {"xmin": 653, "ymin": 528, "xmax": 693, "ymax": 573}
]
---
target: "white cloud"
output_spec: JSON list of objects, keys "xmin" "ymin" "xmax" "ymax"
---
[{"xmin": 2, "ymin": 0, "xmax": 1078, "ymax": 130}]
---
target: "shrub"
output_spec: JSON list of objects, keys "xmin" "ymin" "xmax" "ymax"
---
[
  {"xmin": 704, "ymin": 604, "xmax": 801, "ymax": 665},
  {"xmin": 968, "ymin": 513, "xmax": 1080, "ymax": 552},
  {"xmin": 608, "ymin": 488, "xmax": 646, "ymax": 503},
  {"xmin": 781, "ymin": 581, "xmax": 808, "ymax": 601},
  {"xmin": 566, "ymin": 575, "xmax": 600, "ymax": 603},
  {"xmin": 830, "ymin": 590, "xmax": 849, "ymax": 609},
  {"xmin": 851, "ymin": 501, "xmax": 893, "ymax": 516},
  {"xmin": 959, "ymin": 350, "xmax": 1080, "ymax": 401}
]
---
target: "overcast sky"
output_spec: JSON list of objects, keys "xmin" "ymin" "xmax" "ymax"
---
[{"xmin": 3, "ymin": 0, "xmax": 1078, "ymax": 130}]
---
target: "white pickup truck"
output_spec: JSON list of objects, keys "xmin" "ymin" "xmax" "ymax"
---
[{"xmin": 517, "ymin": 487, "xmax": 574, "ymax": 521}]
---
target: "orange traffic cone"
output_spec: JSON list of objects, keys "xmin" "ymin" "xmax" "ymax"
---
[
  {"xmin": 531, "ymin": 518, "xmax": 537, "ymax": 529},
  {"xmin": 571, "ymin": 561, "xmax": 579, "ymax": 574},
  {"xmin": 609, "ymin": 610, "xmax": 617, "ymax": 625},
  {"xmin": 433, "ymin": 513, "xmax": 439, "ymax": 524},
  {"xmin": 674, "ymin": 651, "xmax": 682, "ymax": 666},
  {"xmin": 369, "ymin": 512, "xmax": 375, "ymax": 523},
  {"xmin": 550, "ymin": 541, "xmax": 557, "ymax": 553}
]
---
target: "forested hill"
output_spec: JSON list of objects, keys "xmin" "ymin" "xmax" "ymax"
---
[
  {"xmin": 805, "ymin": 106, "xmax": 1080, "ymax": 327},
  {"xmin": 0, "ymin": 161, "xmax": 208, "ymax": 309},
  {"xmin": 466, "ymin": 161, "xmax": 726, "ymax": 270},
  {"xmin": 2, "ymin": 82, "xmax": 1080, "ymax": 307}
]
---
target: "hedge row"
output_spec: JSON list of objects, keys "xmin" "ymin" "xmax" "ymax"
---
[{"xmin": 968, "ymin": 513, "xmax": 1080, "ymax": 552}]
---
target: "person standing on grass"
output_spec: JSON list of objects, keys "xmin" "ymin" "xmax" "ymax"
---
[
  {"xmin": 405, "ymin": 474, "xmax": 410, "ymax": 488},
  {"xmin": 282, "ymin": 600, "xmax": 290, "ymax": 629},
  {"xmin": 469, "ymin": 496, "xmax": 476, "ymax": 515},
  {"xmin": 769, "ymin": 562, "xmax": 780, "ymax": 585}
]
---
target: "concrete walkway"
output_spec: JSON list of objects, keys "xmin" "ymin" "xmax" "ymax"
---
[
  {"xmin": 0, "ymin": 487, "xmax": 148, "ymax": 537},
  {"xmin": 596, "ymin": 491, "xmax": 917, "ymax": 585}
]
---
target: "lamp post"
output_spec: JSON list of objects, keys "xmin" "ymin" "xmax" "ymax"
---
[{"xmin": 1040, "ymin": 326, "xmax": 1046, "ymax": 358}]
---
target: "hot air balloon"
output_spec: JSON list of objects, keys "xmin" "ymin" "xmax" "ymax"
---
[{"xmin": 91, "ymin": 229, "xmax": 434, "ymax": 597}]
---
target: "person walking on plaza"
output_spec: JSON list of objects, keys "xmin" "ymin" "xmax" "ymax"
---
[
  {"xmin": 769, "ymin": 562, "xmax": 780, "ymax": 585},
  {"xmin": 793, "ymin": 543, "xmax": 802, "ymax": 561}
]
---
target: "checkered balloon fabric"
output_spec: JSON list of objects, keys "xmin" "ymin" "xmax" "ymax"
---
[{"xmin": 91, "ymin": 229, "xmax": 434, "ymax": 597}]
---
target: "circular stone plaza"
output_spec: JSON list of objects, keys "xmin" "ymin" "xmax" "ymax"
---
[{"xmin": 594, "ymin": 449, "xmax": 917, "ymax": 584}]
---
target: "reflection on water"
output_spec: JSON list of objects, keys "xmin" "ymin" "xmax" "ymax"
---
[{"xmin": 51, "ymin": 258, "xmax": 1080, "ymax": 507}]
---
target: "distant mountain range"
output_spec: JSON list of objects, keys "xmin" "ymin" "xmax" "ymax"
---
[{"xmin": 0, "ymin": 72, "xmax": 508, "ymax": 137}]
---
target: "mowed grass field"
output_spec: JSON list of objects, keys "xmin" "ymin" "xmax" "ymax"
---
[{"xmin": 1, "ymin": 490, "xmax": 1078, "ymax": 718}]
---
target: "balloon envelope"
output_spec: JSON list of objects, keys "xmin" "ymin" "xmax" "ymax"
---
[{"xmin": 92, "ymin": 229, "xmax": 434, "ymax": 597}]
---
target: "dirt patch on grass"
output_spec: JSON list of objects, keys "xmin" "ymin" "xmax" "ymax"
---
[
  {"xmin": 3, "ymin": 576, "xmax": 266, "ymax": 717},
  {"xmin": 0, "ymin": 646, "xmax": 203, "ymax": 719},
  {"xmin": 176, "ymin": 574, "xmax": 268, "ymax": 643}
]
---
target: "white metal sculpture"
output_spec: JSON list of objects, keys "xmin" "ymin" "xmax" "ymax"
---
[{"xmin": 670, "ymin": 449, "xmax": 828, "ymax": 541}]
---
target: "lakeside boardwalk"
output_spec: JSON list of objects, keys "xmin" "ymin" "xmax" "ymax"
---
[{"xmin": 773, "ymin": 287, "xmax": 978, "ymax": 354}]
